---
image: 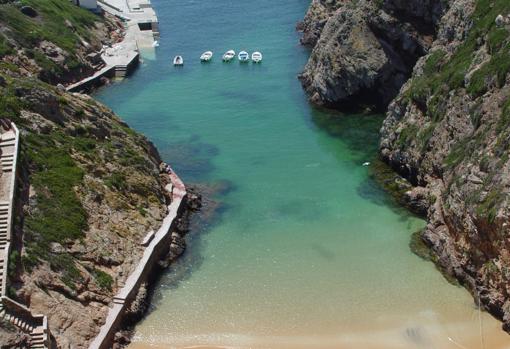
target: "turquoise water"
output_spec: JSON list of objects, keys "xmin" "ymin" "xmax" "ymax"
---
[{"xmin": 95, "ymin": 1, "xmax": 510, "ymax": 348}]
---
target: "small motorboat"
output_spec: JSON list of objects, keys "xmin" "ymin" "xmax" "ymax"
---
[
  {"xmin": 173, "ymin": 55, "xmax": 184, "ymax": 66},
  {"xmin": 251, "ymin": 51, "xmax": 262, "ymax": 63},
  {"xmin": 238, "ymin": 51, "xmax": 249, "ymax": 62},
  {"xmin": 152, "ymin": 40, "xmax": 160, "ymax": 48},
  {"xmin": 222, "ymin": 50, "xmax": 236, "ymax": 62},
  {"xmin": 200, "ymin": 51, "xmax": 213, "ymax": 62}
]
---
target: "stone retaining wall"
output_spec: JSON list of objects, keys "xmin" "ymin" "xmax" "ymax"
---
[{"xmin": 89, "ymin": 169, "xmax": 187, "ymax": 349}]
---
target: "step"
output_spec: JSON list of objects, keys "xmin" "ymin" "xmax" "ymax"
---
[{"xmin": 0, "ymin": 142, "xmax": 15, "ymax": 147}]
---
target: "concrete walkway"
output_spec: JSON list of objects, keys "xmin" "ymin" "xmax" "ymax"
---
[
  {"xmin": 67, "ymin": 0, "xmax": 159, "ymax": 92},
  {"xmin": 99, "ymin": 0, "xmax": 159, "ymax": 48},
  {"xmin": 89, "ymin": 169, "xmax": 187, "ymax": 349}
]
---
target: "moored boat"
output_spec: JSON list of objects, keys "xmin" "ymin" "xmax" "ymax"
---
[
  {"xmin": 173, "ymin": 55, "xmax": 184, "ymax": 66},
  {"xmin": 251, "ymin": 51, "xmax": 262, "ymax": 63},
  {"xmin": 222, "ymin": 50, "xmax": 236, "ymax": 62},
  {"xmin": 238, "ymin": 51, "xmax": 249, "ymax": 62},
  {"xmin": 200, "ymin": 51, "xmax": 213, "ymax": 62}
]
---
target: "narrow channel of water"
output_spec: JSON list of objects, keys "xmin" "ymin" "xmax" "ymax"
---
[{"xmin": 95, "ymin": 1, "xmax": 510, "ymax": 348}]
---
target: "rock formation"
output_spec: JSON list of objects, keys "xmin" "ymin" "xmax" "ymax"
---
[
  {"xmin": 298, "ymin": 0, "xmax": 445, "ymax": 110},
  {"xmin": 380, "ymin": 0, "xmax": 510, "ymax": 331},
  {"xmin": 300, "ymin": 0, "xmax": 510, "ymax": 334}
]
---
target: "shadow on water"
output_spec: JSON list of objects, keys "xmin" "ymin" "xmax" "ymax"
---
[
  {"xmin": 273, "ymin": 198, "xmax": 325, "ymax": 222},
  {"xmin": 153, "ymin": 134, "xmax": 221, "ymax": 181},
  {"xmin": 309, "ymin": 107, "xmax": 417, "ymax": 219},
  {"xmin": 310, "ymin": 108, "xmax": 384, "ymax": 165},
  {"xmin": 357, "ymin": 174, "xmax": 412, "ymax": 221}
]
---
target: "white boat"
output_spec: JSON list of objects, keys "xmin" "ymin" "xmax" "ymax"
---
[
  {"xmin": 200, "ymin": 51, "xmax": 213, "ymax": 62},
  {"xmin": 173, "ymin": 55, "xmax": 184, "ymax": 66},
  {"xmin": 152, "ymin": 40, "xmax": 159, "ymax": 48},
  {"xmin": 222, "ymin": 50, "xmax": 235, "ymax": 62},
  {"xmin": 238, "ymin": 51, "xmax": 249, "ymax": 62},
  {"xmin": 251, "ymin": 51, "xmax": 262, "ymax": 63}
]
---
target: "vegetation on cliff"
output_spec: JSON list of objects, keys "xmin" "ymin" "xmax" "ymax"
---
[
  {"xmin": 377, "ymin": 0, "xmax": 510, "ymax": 332},
  {"xmin": 301, "ymin": 0, "xmax": 510, "ymax": 334},
  {"xmin": 0, "ymin": 1, "xmax": 170, "ymax": 347},
  {"xmin": 0, "ymin": 0, "xmax": 122, "ymax": 84}
]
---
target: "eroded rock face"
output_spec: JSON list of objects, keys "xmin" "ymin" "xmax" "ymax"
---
[
  {"xmin": 379, "ymin": 0, "xmax": 510, "ymax": 332},
  {"xmin": 299, "ymin": 0, "xmax": 445, "ymax": 110}
]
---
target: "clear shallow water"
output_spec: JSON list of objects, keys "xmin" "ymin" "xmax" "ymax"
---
[{"xmin": 95, "ymin": 1, "xmax": 510, "ymax": 348}]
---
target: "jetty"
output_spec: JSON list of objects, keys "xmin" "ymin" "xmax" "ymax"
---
[
  {"xmin": 66, "ymin": 36, "xmax": 140, "ymax": 92},
  {"xmin": 98, "ymin": 0, "xmax": 159, "ymax": 47},
  {"xmin": 67, "ymin": 0, "xmax": 159, "ymax": 92}
]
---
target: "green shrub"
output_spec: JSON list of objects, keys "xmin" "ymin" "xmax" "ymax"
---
[
  {"xmin": 22, "ymin": 132, "xmax": 88, "ymax": 288},
  {"xmin": 0, "ymin": 0, "xmax": 100, "ymax": 54},
  {"xmin": 92, "ymin": 269, "xmax": 113, "ymax": 291},
  {"xmin": 105, "ymin": 172, "xmax": 127, "ymax": 191},
  {"xmin": 476, "ymin": 188, "xmax": 504, "ymax": 223}
]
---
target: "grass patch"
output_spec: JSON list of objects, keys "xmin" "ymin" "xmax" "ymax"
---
[
  {"xmin": 397, "ymin": 124, "xmax": 420, "ymax": 147},
  {"xmin": 0, "ymin": 33, "xmax": 14, "ymax": 57},
  {"xmin": 0, "ymin": 0, "xmax": 100, "ymax": 53},
  {"xmin": 22, "ymin": 132, "xmax": 88, "ymax": 288},
  {"xmin": 407, "ymin": 0, "xmax": 510, "ymax": 112},
  {"xmin": 92, "ymin": 269, "xmax": 113, "ymax": 291},
  {"xmin": 476, "ymin": 188, "xmax": 505, "ymax": 223},
  {"xmin": 105, "ymin": 172, "xmax": 127, "ymax": 191}
]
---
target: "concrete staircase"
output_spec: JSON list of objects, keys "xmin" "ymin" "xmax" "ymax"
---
[
  {"xmin": 0, "ymin": 297, "xmax": 51, "ymax": 348},
  {"xmin": 0, "ymin": 121, "xmax": 52, "ymax": 348}
]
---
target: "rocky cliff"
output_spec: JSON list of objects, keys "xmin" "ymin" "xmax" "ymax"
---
[
  {"xmin": 301, "ymin": 0, "xmax": 510, "ymax": 334},
  {"xmin": 381, "ymin": 0, "xmax": 510, "ymax": 331},
  {"xmin": 0, "ymin": 0, "xmax": 188, "ymax": 347},
  {"xmin": 298, "ymin": 0, "xmax": 445, "ymax": 110}
]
